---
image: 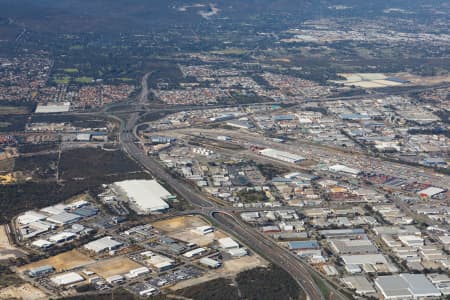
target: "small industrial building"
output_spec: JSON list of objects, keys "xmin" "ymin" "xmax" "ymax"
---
[
  {"xmin": 83, "ymin": 236, "xmax": 123, "ymax": 253},
  {"xmin": 319, "ymin": 228, "xmax": 365, "ymax": 239},
  {"xmin": 48, "ymin": 231, "xmax": 77, "ymax": 244},
  {"xmin": 183, "ymin": 247, "xmax": 206, "ymax": 258},
  {"xmin": 113, "ymin": 180, "xmax": 170, "ymax": 214},
  {"xmin": 193, "ymin": 226, "xmax": 214, "ymax": 235},
  {"xmin": 375, "ymin": 274, "xmax": 441, "ymax": 299},
  {"xmin": 51, "ymin": 272, "xmax": 84, "ymax": 286},
  {"xmin": 31, "ymin": 239, "xmax": 53, "ymax": 250},
  {"xmin": 342, "ymin": 276, "xmax": 376, "ymax": 296},
  {"xmin": 228, "ymin": 248, "xmax": 248, "ymax": 257},
  {"xmin": 143, "ymin": 252, "xmax": 175, "ymax": 272},
  {"xmin": 106, "ymin": 275, "xmax": 125, "ymax": 285},
  {"xmin": 417, "ymin": 186, "xmax": 446, "ymax": 198},
  {"xmin": 226, "ymin": 120, "xmax": 254, "ymax": 129},
  {"xmin": 199, "ymin": 257, "xmax": 221, "ymax": 269},
  {"xmin": 329, "ymin": 164, "xmax": 361, "ymax": 176},
  {"xmin": 27, "ymin": 265, "xmax": 54, "ymax": 277},
  {"xmin": 288, "ymin": 240, "xmax": 319, "ymax": 251},
  {"xmin": 218, "ymin": 237, "xmax": 239, "ymax": 249},
  {"xmin": 126, "ymin": 267, "xmax": 150, "ymax": 279},
  {"xmin": 76, "ymin": 133, "xmax": 91, "ymax": 142},
  {"xmin": 259, "ymin": 148, "xmax": 305, "ymax": 164}
]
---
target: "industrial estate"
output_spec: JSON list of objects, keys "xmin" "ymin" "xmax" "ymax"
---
[{"xmin": 0, "ymin": 1, "xmax": 449, "ymax": 300}]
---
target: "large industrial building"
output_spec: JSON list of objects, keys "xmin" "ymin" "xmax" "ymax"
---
[
  {"xmin": 259, "ymin": 148, "xmax": 305, "ymax": 164},
  {"xmin": 112, "ymin": 179, "xmax": 171, "ymax": 214},
  {"xmin": 35, "ymin": 102, "xmax": 71, "ymax": 113},
  {"xmin": 375, "ymin": 274, "xmax": 441, "ymax": 299},
  {"xmin": 83, "ymin": 236, "xmax": 123, "ymax": 253}
]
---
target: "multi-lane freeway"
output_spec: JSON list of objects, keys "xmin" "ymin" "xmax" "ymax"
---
[
  {"xmin": 120, "ymin": 130, "xmax": 331, "ymax": 299},
  {"xmin": 114, "ymin": 76, "xmax": 341, "ymax": 300}
]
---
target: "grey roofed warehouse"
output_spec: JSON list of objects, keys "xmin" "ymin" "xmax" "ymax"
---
[{"xmin": 375, "ymin": 274, "xmax": 441, "ymax": 299}]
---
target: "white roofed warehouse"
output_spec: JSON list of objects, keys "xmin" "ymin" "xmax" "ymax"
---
[
  {"xmin": 50, "ymin": 272, "xmax": 84, "ymax": 286},
  {"xmin": 259, "ymin": 148, "xmax": 305, "ymax": 164},
  {"xmin": 112, "ymin": 179, "xmax": 171, "ymax": 214},
  {"xmin": 83, "ymin": 236, "xmax": 123, "ymax": 253}
]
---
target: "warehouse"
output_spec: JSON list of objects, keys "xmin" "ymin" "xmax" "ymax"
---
[
  {"xmin": 76, "ymin": 133, "xmax": 91, "ymax": 142},
  {"xmin": 417, "ymin": 186, "xmax": 446, "ymax": 198},
  {"xmin": 341, "ymin": 254, "xmax": 388, "ymax": 265},
  {"xmin": 27, "ymin": 265, "xmax": 54, "ymax": 277},
  {"xmin": 199, "ymin": 257, "xmax": 221, "ymax": 269},
  {"xmin": 193, "ymin": 226, "xmax": 214, "ymax": 235},
  {"xmin": 260, "ymin": 148, "xmax": 305, "ymax": 164},
  {"xmin": 375, "ymin": 274, "xmax": 441, "ymax": 299},
  {"xmin": 183, "ymin": 247, "xmax": 206, "ymax": 258},
  {"xmin": 226, "ymin": 119, "xmax": 254, "ymax": 129},
  {"xmin": 143, "ymin": 252, "xmax": 175, "ymax": 272},
  {"xmin": 398, "ymin": 235, "xmax": 424, "ymax": 248},
  {"xmin": 319, "ymin": 228, "xmax": 365, "ymax": 239},
  {"xmin": 51, "ymin": 272, "xmax": 84, "ymax": 286},
  {"xmin": 35, "ymin": 102, "xmax": 71, "ymax": 113},
  {"xmin": 329, "ymin": 164, "xmax": 361, "ymax": 176},
  {"xmin": 72, "ymin": 206, "xmax": 99, "ymax": 218},
  {"xmin": 288, "ymin": 240, "xmax": 319, "ymax": 250},
  {"xmin": 113, "ymin": 180, "xmax": 170, "ymax": 214},
  {"xmin": 46, "ymin": 212, "xmax": 82, "ymax": 225},
  {"xmin": 84, "ymin": 236, "xmax": 123, "ymax": 253},
  {"xmin": 329, "ymin": 239, "xmax": 378, "ymax": 255},
  {"xmin": 342, "ymin": 276, "xmax": 376, "ymax": 296},
  {"xmin": 31, "ymin": 239, "xmax": 53, "ymax": 250},
  {"xmin": 48, "ymin": 231, "xmax": 77, "ymax": 244},
  {"xmin": 17, "ymin": 211, "xmax": 47, "ymax": 225},
  {"xmin": 106, "ymin": 275, "xmax": 125, "ymax": 285},
  {"xmin": 228, "ymin": 248, "xmax": 248, "ymax": 257},
  {"xmin": 218, "ymin": 237, "xmax": 239, "ymax": 249},
  {"xmin": 41, "ymin": 204, "xmax": 67, "ymax": 215},
  {"xmin": 126, "ymin": 267, "xmax": 150, "ymax": 279}
]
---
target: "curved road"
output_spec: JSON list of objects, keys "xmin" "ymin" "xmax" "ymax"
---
[{"xmin": 115, "ymin": 74, "xmax": 349, "ymax": 300}]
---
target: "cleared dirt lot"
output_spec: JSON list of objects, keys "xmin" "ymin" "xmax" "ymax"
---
[
  {"xmin": 152, "ymin": 215, "xmax": 210, "ymax": 233},
  {"xmin": 0, "ymin": 283, "xmax": 47, "ymax": 300},
  {"xmin": 170, "ymin": 255, "xmax": 268, "ymax": 291},
  {"xmin": 18, "ymin": 249, "xmax": 94, "ymax": 273},
  {"xmin": 170, "ymin": 229, "xmax": 228, "ymax": 247},
  {"xmin": 0, "ymin": 225, "xmax": 26, "ymax": 262},
  {"xmin": 88, "ymin": 256, "xmax": 142, "ymax": 278},
  {"xmin": 153, "ymin": 215, "xmax": 228, "ymax": 246}
]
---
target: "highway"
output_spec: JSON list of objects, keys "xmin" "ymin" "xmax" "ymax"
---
[
  {"xmin": 115, "ymin": 75, "xmax": 337, "ymax": 300},
  {"xmin": 212, "ymin": 211, "xmax": 326, "ymax": 300}
]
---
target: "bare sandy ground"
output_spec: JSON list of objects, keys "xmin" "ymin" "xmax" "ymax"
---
[
  {"xmin": 169, "ymin": 255, "xmax": 268, "ymax": 291},
  {"xmin": 18, "ymin": 249, "xmax": 93, "ymax": 273},
  {"xmin": 0, "ymin": 225, "xmax": 26, "ymax": 262},
  {"xmin": 0, "ymin": 283, "xmax": 47, "ymax": 300}
]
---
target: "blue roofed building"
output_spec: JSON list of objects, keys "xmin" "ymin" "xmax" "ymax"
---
[{"xmin": 288, "ymin": 240, "xmax": 319, "ymax": 250}]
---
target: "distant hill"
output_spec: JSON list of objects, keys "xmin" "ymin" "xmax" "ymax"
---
[{"xmin": 0, "ymin": 0, "xmax": 448, "ymax": 33}]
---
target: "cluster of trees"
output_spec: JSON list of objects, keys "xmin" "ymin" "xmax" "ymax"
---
[{"xmin": 176, "ymin": 265, "xmax": 305, "ymax": 300}]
